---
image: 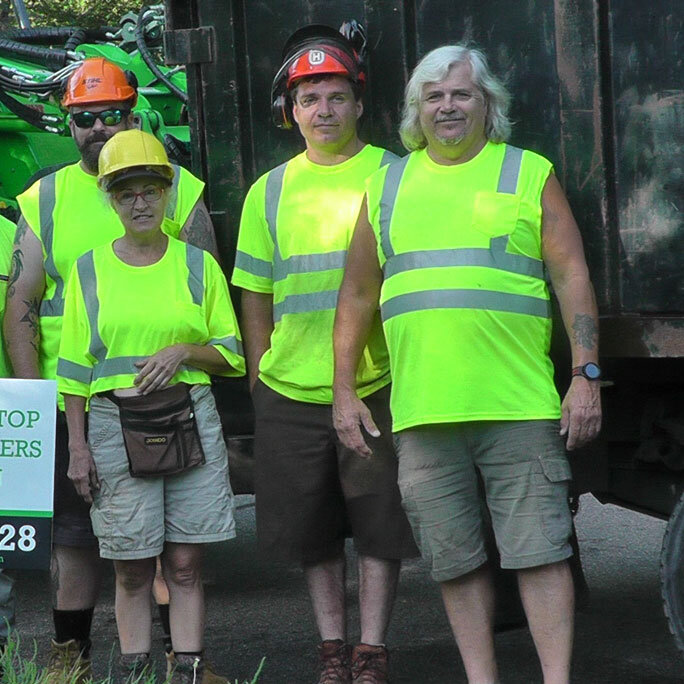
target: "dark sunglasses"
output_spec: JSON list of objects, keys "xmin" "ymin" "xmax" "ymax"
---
[{"xmin": 71, "ymin": 108, "xmax": 130, "ymax": 129}]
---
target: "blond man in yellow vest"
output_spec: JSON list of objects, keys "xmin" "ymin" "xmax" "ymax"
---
[
  {"xmin": 333, "ymin": 45, "xmax": 602, "ymax": 684},
  {"xmin": 3, "ymin": 58, "xmax": 218, "ymax": 680}
]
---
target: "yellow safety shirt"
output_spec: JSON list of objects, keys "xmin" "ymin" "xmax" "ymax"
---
[
  {"xmin": 17, "ymin": 162, "xmax": 204, "ymax": 389},
  {"xmin": 232, "ymin": 145, "xmax": 398, "ymax": 404},
  {"xmin": 365, "ymin": 142, "xmax": 561, "ymax": 431},
  {"xmin": 57, "ymin": 237, "xmax": 244, "ymax": 398},
  {"xmin": 0, "ymin": 215, "xmax": 15, "ymax": 377}
]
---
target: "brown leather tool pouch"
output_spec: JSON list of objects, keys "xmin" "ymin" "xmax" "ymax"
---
[{"xmin": 108, "ymin": 383, "xmax": 205, "ymax": 478}]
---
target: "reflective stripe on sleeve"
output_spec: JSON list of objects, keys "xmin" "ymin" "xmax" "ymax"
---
[
  {"xmin": 273, "ymin": 290, "xmax": 339, "ymax": 323},
  {"xmin": 209, "ymin": 335, "xmax": 244, "ymax": 355},
  {"xmin": 234, "ymin": 250, "xmax": 272, "ymax": 279},
  {"xmin": 381, "ymin": 289, "xmax": 552, "ymax": 322},
  {"xmin": 56, "ymin": 358, "xmax": 92, "ymax": 384}
]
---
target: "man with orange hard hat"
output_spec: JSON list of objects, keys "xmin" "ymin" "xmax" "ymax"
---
[
  {"xmin": 232, "ymin": 25, "xmax": 418, "ymax": 683},
  {"xmin": 4, "ymin": 57, "xmax": 218, "ymax": 681}
]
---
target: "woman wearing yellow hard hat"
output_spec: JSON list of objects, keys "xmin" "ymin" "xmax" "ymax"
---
[{"xmin": 57, "ymin": 128, "xmax": 245, "ymax": 683}]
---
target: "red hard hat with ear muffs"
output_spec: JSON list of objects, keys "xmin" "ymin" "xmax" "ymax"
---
[{"xmin": 271, "ymin": 22, "xmax": 367, "ymax": 130}]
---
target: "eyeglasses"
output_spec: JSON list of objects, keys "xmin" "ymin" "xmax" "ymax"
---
[
  {"xmin": 112, "ymin": 186, "xmax": 164, "ymax": 206},
  {"xmin": 71, "ymin": 109, "xmax": 130, "ymax": 129}
]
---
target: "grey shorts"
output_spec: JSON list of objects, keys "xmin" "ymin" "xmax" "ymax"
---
[
  {"xmin": 88, "ymin": 384, "xmax": 236, "ymax": 560},
  {"xmin": 394, "ymin": 420, "xmax": 573, "ymax": 582}
]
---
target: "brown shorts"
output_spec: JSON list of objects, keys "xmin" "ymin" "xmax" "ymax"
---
[{"xmin": 252, "ymin": 381, "xmax": 418, "ymax": 565}]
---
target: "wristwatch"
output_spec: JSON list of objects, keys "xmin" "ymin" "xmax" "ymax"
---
[{"xmin": 572, "ymin": 362, "xmax": 602, "ymax": 380}]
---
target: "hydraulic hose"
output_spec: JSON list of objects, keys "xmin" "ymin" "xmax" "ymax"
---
[
  {"xmin": 0, "ymin": 85, "xmax": 64, "ymax": 133},
  {"xmin": 0, "ymin": 27, "xmax": 112, "ymax": 45},
  {"xmin": 0, "ymin": 37, "xmax": 70, "ymax": 70},
  {"xmin": 64, "ymin": 29, "xmax": 87, "ymax": 52},
  {"xmin": 135, "ymin": 6, "xmax": 188, "ymax": 104}
]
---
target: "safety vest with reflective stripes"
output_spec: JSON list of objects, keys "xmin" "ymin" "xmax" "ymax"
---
[
  {"xmin": 16, "ymin": 161, "xmax": 205, "ymax": 391},
  {"xmin": 56, "ymin": 237, "xmax": 244, "ymax": 399},
  {"xmin": 0, "ymin": 215, "xmax": 15, "ymax": 378},
  {"xmin": 365, "ymin": 141, "xmax": 561, "ymax": 431},
  {"xmin": 232, "ymin": 145, "xmax": 397, "ymax": 404}
]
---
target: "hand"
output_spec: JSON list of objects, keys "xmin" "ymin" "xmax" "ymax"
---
[
  {"xmin": 134, "ymin": 345, "xmax": 188, "ymax": 395},
  {"xmin": 67, "ymin": 443, "xmax": 99, "ymax": 504},
  {"xmin": 332, "ymin": 387, "xmax": 380, "ymax": 458},
  {"xmin": 560, "ymin": 377, "xmax": 602, "ymax": 450}
]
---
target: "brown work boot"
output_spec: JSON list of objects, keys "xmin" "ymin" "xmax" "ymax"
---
[
  {"xmin": 45, "ymin": 639, "xmax": 92, "ymax": 684},
  {"xmin": 170, "ymin": 653, "xmax": 228, "ymax": 684},
  {"xmin": 350, "ymin": 643, "xmax": 389, "ymax": 683},
  {"xmin": 317, "ymin": 639, "xmax": 351, "ymax": 683}
]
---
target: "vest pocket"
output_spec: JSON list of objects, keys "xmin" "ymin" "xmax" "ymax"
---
[{"xmin": 471, "ymin": 191, "xmax": 521, "ymax": 238}]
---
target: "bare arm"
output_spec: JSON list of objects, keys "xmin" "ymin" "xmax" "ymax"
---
[
  {"xmin": 64, "ymin": 393, "xmax": 99, "ymax": 504},
  {"xmin": 3, "ymin": 217, "xmax": 45, "ymax": 378},
  {"xmin": 541, "ymin": 173, "xmax": 601, "ymax": 450},
  {"xmin": 240, "ymin": 290, "xmax": 274, "ymax": 391},
  {"xmin": 133, "ymin": 343, "xmax": 231, "ymax": 395},
  {"xmin": 179, "ymin": 198, "xmax": 221, "ymax": 262},
  {"xmin": 332, "ymin": 197, "xmax": 384, "ymax": 456}
]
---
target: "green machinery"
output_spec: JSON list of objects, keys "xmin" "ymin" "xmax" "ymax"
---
[{"xmin": 0, "ymin": 4, "xmax": 189, "ymax": 216}]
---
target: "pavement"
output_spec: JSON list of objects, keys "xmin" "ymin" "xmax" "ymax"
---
[{"xmin": 9, "ymin": 494, "xmax": 684, "ymax": 683}]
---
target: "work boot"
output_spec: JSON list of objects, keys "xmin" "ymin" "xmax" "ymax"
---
[
  {"xmin": 170, "ymin": 653, "xmax": 229, "ymax": 684},
  {"xmin": 118, "ymin": 652, "xmax": 152, "ymax": 683},
  {"xmin": 45, "ymin": 638, "xmax": 92, "ymax": 684},
  {"xmin": 317, "ymin": 639, "xmax": 351, "ymax": 683},
  {"xmin": 350, "ymin": 644, "xmax": 389, "ymax": 683}
]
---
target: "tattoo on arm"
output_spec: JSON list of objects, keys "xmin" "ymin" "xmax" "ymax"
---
[
  {"xmin": 183, "ymin": 206, "xmax": 217, "ymax": 253},
  {"xmin": 19, "ymin": 297, "xmax": 40, "ymax": 353},
  {"xmin": 7, "ymin": 248, "xmax": 24, "ymax": 298},
  {"xmin": 572, "ymin": 313, "xmax": 597, "ymax": 350},
  {"xmin": 13, "ymin": 216, "xmax": 28, "ymax": 245}
]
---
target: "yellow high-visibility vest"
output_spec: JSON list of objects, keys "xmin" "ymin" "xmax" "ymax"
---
[{"xmin": 365, "ymin": 142, "xmax": 561, "ymax": 432}]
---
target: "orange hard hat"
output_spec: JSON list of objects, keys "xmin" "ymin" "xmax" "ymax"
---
[
  {"xmin": 286, "ymin": 45, "xmax": 364, "ymax": 89},
  {"xmin": 62, "ymin": 58, "xmax": 137, "ymax": 108}
]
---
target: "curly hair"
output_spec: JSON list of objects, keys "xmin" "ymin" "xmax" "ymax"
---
[{"xmin": 399, "ymin": 44, "xmax": 512, "ymax": 151}]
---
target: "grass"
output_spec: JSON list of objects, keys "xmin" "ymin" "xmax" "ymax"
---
[{"xmin": 0, "ymin": 635, "xmax": 265, "ymax": 684}]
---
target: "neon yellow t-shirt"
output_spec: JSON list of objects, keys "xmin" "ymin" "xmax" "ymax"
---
[
  {"xmin": 365, "ymin": 142, "xmax": 560, "ymax": 431},
  {"xmin": 232, "ymin": 145, "xmax": 397, "ymax": 404},
  {"xmin": 17, "ymin": 162, "xmax": 204, "ymax": 387},
  {"xmin": 57, "ymin": 237, "xmax": 244, "ymax": 398},
  {"xmin": 0, "ymin": 215, "xmax": 15, "ymax": 378}
]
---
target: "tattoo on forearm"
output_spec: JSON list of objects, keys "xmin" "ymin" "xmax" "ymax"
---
[
  {"xmin": 13, "ymin": 216, "xmax": 28, "ymax": 245},
  {"xmin": 20, "ymin": 297, "xmax": 40, "ymax": 353},
  {"xmin": 7, "ymin": 248, "xmax": 24, "ymax": 298},
  {"xmin": 572, "ymin": 313, "xmax": 597, "ymax": 350},
  {"xmin": 184, "ymin": 208, "xmax": 217, "ymax": 253}
]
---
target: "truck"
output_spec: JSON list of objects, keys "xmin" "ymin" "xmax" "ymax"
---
[{"xmin": 2, "ymin": 0, "xmax": 683, "ymax": 658}]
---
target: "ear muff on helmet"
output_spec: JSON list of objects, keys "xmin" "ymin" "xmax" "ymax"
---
[{"xmin": 270, "ymin": 23, "xmax": 367, "ymax": 130}]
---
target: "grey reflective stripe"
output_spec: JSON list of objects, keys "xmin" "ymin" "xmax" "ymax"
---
[
  {"xmin": 381, "ymin": 289, "xmax": 551, "ymax": 322},
  {"xmin": 185, "ymin": 244, "xmax": 204, "ymax": 305},
  {"xmin": 383, "ymin": 236, "xmax": 544, "ymax": 280},
  {"xmin": 57, "ymin": 358, "xmax": 92, "ymax": 384},
  {"xmin": 39, "ymin": 174, "xmax": 64, "ymax": 317},
  {"xmin": 166, "ymin": 164, "xmax": 181, "ymax": 219},
  {"xmin": 209, "ymin": 335, "xmax": 244, "ymax": 355},
  {"xmin": 275, "ymin": 250, "xmax": 347, "ymax": 281},
  {"xmin": 40, "ymin": 298, "xmax": 64, "ymax": 316},
  {"xmin": 380, "ymin": 150, "xmax": 401, "ymax": 167},
  {"xmin": 92, "ymin": 355, "xmax": 149, "ymax": 380},
  {"xmin": 76, "ymin": 251, "xmax": 107, "ymax": 362},
  {"xmin": 273, "ymin": 290, "xmax": 338, "ymax": 323},
  {"xmin": 378, "ymin": 155, "xmax": 410, "ymax": 260},
  {"xmin": 497, "ymin": 145, "xmax": 523, "ymax": 194},
  {"xmin": 264, "ymin": 161, "xmax": 288, "ymax": 246},
  {"xmin": 234, "ymin": 250, "xmax": 272, "ymax": 279}
]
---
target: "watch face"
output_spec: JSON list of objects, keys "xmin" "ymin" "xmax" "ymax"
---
[{"xmin": 584, "ymin": 363, "xmax": 601, "ymax": 380}]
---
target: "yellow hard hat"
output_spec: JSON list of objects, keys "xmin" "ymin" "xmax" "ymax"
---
[{"xmin": 97, "ymin": 129, "xmax": 175, "ymax": 191}]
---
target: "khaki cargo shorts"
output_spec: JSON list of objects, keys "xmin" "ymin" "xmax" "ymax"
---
[
  {"xmin": 394, "ymin": 420, "xmax": 573, "ymax": 582},
  {"xmin": 88, "ymin": 384, "xmax": 236, "ymax": 560}
]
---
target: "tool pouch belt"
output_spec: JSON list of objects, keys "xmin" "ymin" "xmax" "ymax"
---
[{"xmin": 108, "ymin": 383, "xmax": 205, "ymax": 478}]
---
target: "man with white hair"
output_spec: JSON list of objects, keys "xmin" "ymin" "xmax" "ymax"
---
[{"xmin": 332, "ymin": 44, "xmax": 601, "ymax": 683}]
